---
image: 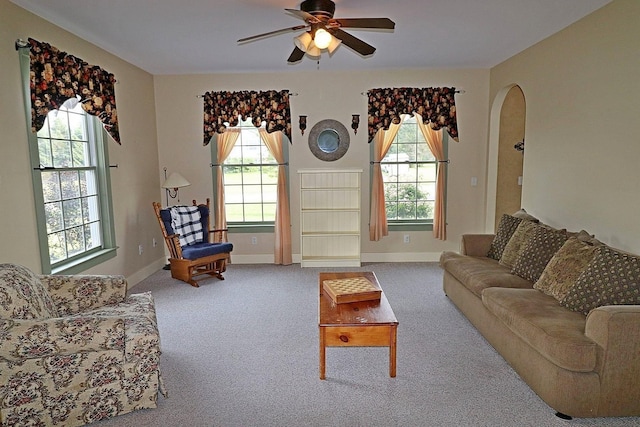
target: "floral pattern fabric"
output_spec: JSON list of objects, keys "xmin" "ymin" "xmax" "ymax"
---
[
  {"xmin": 367, "ymin": 87, "xmax": 459, "ymax": 142},
  {"xmin": 0, "ymin": 263, "xmax": 58, "ymax": 319},
  {"xmin": 203, "ymin": 90, "xmax": 291, "ymax": 144},
  {"xmin": 0, "ymin": 264, "xmax": 164, "ymax": 426},
  {"xmin": 28, "ymin": 38, "xmax": 120, "ymax": 144}
]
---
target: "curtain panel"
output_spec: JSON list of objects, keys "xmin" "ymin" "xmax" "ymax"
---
[
  {"xmin": 203, "ymin": 90, "xmax": 292, "ymax": 145},
  {"xmin": 27, "ymin": 38, "xmax": 120, "ymax": 144},
  {"xmin": 367, "ymin": 87, "xmax": 459, "ymax": 142}
]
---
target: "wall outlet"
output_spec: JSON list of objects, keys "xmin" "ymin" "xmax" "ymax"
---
[
  {"xmin": 471, "ymin": 176, "xmax": 478, "ymax": 187},
  {"xmin": 403, "ymin": 235, "xmax": 410, "ymax": 243},
  {"xmin": 251, "ymin": 236, "xmax": 258, "ymax": 245},
  {"xmin": 152, "ymin": 238, "xmax": 157, "ymax": 247},
  {"xmin": 138, "ymin": 245, "xmax": 144, "ymax": 255}
]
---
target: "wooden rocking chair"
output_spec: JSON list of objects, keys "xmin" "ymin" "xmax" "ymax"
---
[{"xmin": 153, "ymin": 198, "xmax": 233, "ymax": 287}]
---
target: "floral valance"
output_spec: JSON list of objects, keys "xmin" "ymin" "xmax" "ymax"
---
[
  {"xmin": 28, "ymin": 38, "xmax": 120, "ymax": 144},
  {"xmin": 203, "ymin": 90, "xmax": 291, "ymax": 145},
  {"xmin": 367, "ymin": 87, "xmax": 459, "ymax": 142}
]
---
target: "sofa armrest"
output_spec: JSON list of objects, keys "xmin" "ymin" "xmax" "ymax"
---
[
  {"xmin": 39, "ymin": 275, "xmax": 128, "ymax": 316},
  {"xmin": 0, "ymin": 316, "xmax": 125, "ymax": 362},
  {"xmin": 460, "ymin": 234, "xmax": 495, "ymax": 256},
  {"xmin": 585, "ymin": 305, "xmax": 640, "ymax": 412}
]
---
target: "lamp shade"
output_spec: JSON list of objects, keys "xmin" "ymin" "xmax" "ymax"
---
[
  {"xmin": 306, "ymin": 41, "xmax": 321, "ymax": 57},
  {"xmin": 327, "ymin": 36, "xmax": 342, "ymax": 54},
  {"xmin": 162, "ymin": 172, "xmax": 190, "ymax": 189},
  {"xmin": 294, "ymin": 32, "xmax": 313, "ymax": 52}
]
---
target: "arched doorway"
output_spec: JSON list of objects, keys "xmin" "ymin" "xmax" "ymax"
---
[{"xmin": 486, "ymin": 85, "xmax": 526, "ymax": 230}]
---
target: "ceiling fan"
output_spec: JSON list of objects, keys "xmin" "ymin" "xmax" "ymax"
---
[{"xmin": 237, "ymin": 0, "xmax": 395, "ymax": 63}]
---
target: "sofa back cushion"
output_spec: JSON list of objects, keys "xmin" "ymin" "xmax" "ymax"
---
[
  {"xmin": 487, "ymin": 214, "xmax": 523, "ymax": 260},
  {"xmin": 511, "ymin": 224, "xmax": 568, "ymax": 283},
  {"xmin": 534, "ymin": 238, "xmax": 598, "ymax": 301},
  {"xmin": 499, "ymin": 220, "xmax": 538, "ymax": 269},
  {"xmin": 0, "ymin": 263, "xmax": 58, "ymax": 319},
  {"xmin": 560, "ymin": 246, "xmax": 640, "ymax": 315}
]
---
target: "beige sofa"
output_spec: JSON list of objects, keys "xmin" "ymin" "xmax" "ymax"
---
[
  {"xmin": 0, "ymin": 263, "xmax": 166, "ymax": 426},
  {"xmin": 440, "ymin": 214, "xmax": 640, "ymax": 419}
]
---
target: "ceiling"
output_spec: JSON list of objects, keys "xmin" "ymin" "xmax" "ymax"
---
[{"xmin": 10, "ymin": 0, "xmax": 612, "ymax": 75}]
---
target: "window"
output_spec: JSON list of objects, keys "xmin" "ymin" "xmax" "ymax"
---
[
  {"xmin": 222, "ymin": 118, "xmax": 279, "ymax": 225},
  {"xmin": 30, "ymin": 99, "xmax": 116, "ymax": 273},
  {"xmin": 381, "ymin": 116, "xmax": 446, "ymax": 225}
]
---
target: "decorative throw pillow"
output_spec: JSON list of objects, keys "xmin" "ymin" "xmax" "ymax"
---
[
  {"xmin": 534, "ymin": 237, "xmax": 597, "ymax": 301},
  {"xmin": 170, "ymin": 206, "xmax": 204, "ymax": 247},
  {"xmin": 560, "ymin": 246, "xmax": 640, "ymax": 315},
  {"xmin": 511, "ymin": 208, "xmax": 539, "ymax": 222},
  {"xmin": 512, "ymin": 225, "xmax": 568, "ymax": 283},
  {"xmin": 487, "ymin": 214, "xmax": 523, "ymax": 260},
  {"xmin": 0, "ymin": 263, "xmax": 58, "ymax": 319},
  {"xmin": 499, "ymin": 220, "xmax": 538, "ymax": 269}
]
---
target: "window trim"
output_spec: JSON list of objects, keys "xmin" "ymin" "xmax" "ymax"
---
[
  {"xmin": 19, "ymin": 48, "xmax": 117, "ymax": 274},
  {"xmin": 210, "ymin": 119, "xmax": 289, "ymax": 232},
  {"xmin": 369, "ymin": 116, "xmax": 448, "ymax": 232}
]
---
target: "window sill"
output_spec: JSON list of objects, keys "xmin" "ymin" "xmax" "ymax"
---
[
  {"xmin": 51, "ymin": 247, "xmax": 118, "ymax": 275},
  {"xmin": 388, "ymin": 222, "xmax": 434, "ymax": 232}
]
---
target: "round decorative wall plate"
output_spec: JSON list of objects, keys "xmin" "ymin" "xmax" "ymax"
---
[{"xmin": 308, "ymin": 119, "xmax": 350, "ymax": 161}]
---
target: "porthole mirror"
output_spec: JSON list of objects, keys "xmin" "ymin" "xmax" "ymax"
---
[{"xmin": 308, "ymin": 119, "xmax": 350, "ymax": 161}]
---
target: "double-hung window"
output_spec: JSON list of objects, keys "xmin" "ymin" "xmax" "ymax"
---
[
  {"xmin": 29, "ymin": 99, "xmax": 116, "ymax": 273},
  {"xmin": 221, "ymin": 117, "xmax": 281, "ymax": 227},
  {"xmin": 380, "ymin": 115, "xmax": 446, "ymax": 227}
]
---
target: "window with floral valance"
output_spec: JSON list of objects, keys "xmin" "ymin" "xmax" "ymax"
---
[
  {"xmin": 27, "ymin": 38, "xmax": 120, "ymax": 144},
  {"xmin": 367, "ymin": 87, "xmax": 459, "ymax": 142},
  {"xmin": 202, "ymin": 90, "xmax": 292, "ymax": 145}
]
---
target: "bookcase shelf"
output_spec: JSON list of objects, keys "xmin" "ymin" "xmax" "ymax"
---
[{"xmin": 298, "ymin": 169, "xmax": 362, "ymax": 268}]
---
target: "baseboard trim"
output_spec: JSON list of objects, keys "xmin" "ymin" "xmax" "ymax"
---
[
  {"xmin": 229, "ymin": 252, "xmax": 441, "ymax": 264},
  {"xmin": 128, "ymin": 259, "xmax": 167, "ymax": 288}
]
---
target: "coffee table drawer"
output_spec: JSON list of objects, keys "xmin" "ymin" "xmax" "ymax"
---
[{"xmin": 323, "ymin": 325, "xmax": 394, "ymax": 347}]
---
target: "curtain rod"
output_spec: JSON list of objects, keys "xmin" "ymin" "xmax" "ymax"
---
[
  {"xmin": 15, "ymin": 39, "xmax": 29, "ymax": 50},
  {"xmin": 197, "ymin": 92, "xmax": 298, "ymax": 98},
  {"xmin": 361, "ymin": 89, "xmax": 465, "ymax": 96}
]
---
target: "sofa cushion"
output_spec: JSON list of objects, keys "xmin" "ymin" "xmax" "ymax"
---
[
  {"xmin": 499, "ymin": 220, "xmax": 538, "ymax": 269},
  {"xmin": 440, "ymin": 252, "xmax": 532, "ymax": 298},
  {"xmin": 0, "ymin": 263, "xmax": 58, "ymax": 320},
  {"xmin": 561, "ymin": 246, "xmax": 640, "ymax": 315},
  {"xmin": 487, "ymin": 214, "xmax": 523, "ymax": 260},
  {"xmin": 534, "ymin": 238, "xmax": 597, "ymax": 301},
  {"xmin": 511, "ymin": 224, "xmax": 568, "ymax": 283},
  {"xmin": 482, "ymin": 287, "xmax": 597, "ymax": 372}
]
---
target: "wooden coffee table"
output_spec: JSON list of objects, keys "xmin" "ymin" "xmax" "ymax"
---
[{"xmin": 318, "ymin": 271, "xmax": 398, "ymax": 380}]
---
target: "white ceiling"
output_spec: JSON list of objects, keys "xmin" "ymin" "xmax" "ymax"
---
[{"xmin": 10, "ymin": 0, "xmax": 612, "ymax": 75}]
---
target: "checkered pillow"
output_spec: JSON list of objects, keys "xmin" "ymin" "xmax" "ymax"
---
[{"xmin": 170, "ymin": 206, "xmax": 204, "ymax": 247}]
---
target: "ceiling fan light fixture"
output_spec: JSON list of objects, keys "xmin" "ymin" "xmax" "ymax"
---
[
  {"xmin": 313, "ymin": 28, "xmax": 332, "ymax": 49},
  {"xmin": 294, "ymin": 32, "xmax": 313, "ymax": 52},
  {"xmin": 306, "ymin": 41, "xmax": 321, "ymax": 57},
  {"xmin": 327, "ymin": 35, "xmax": 342, "ymax": 54}
]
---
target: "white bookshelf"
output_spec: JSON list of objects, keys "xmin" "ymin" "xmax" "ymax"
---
[{"xmin": 298, "ymin": 169, "xmax": 362, "ymax": 267}]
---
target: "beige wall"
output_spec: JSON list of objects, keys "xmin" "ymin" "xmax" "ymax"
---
[
  {"xmin": 0, "ymin": 0, "xmax": 164, "ymax": 283},
  {"xmin": 154, "ymin": 69, "xmax": 490, "ymax": 262},
  {"xmin": 489, "ymin": 0, "xmax": 640, "ymax": 253},
  {"xmin": 494, "ymin": 86, "xmax": 525, "ymax": 227}
]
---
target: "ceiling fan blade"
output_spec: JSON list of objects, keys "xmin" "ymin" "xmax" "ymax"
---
[
  {"xmin": 238, "ymin": 24, "xmax": 308, "ymax": 44},
  {"xmin": 332, "ymin": 28, "xmax": 376, "ymax": 56},
  {"xmin": 285, "ymin": 8, "xmax": 317, "ymax": 22},
  {"xmin": 333, "ymin": 18, "xmax": 395, "ymax": 30},
  {"xmin": 287, "ymin": 46, "xmax": 306, "ymax": 63}
]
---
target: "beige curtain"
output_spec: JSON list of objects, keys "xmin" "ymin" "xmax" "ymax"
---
[
  {"xmin": 415, "ymin": 114, "xmax": 447, "ymax": 240},
  {"xmin": 214, "ymin": 129, "xmax": 240, "ymax": 230},
  {"xmin": 369, "ymin": 119, "xmax": 403, "ymax": 241},
  {"xmin": 259, "ymin": 130, "xmax": 293, "ymax": 265}
]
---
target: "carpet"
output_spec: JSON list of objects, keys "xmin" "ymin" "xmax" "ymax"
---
[{"xmin": 95, "ymin": 263, "xmax": 640, "ymax": 427}]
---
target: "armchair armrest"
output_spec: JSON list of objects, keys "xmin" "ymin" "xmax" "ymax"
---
[
  {"xmin": 208, "ymin": 228, "xmax": 228, "ymax": 243},
  {"xmin": 0, "ymin": 316, "xmax": 125, "ymax": 362},
  {"xmin": 460, "ymin": 234, "xmax": 495, "ymax": 256},
  {"xmin": 39, "ymin": 275, "xmax": 127, "ymax": 316}
]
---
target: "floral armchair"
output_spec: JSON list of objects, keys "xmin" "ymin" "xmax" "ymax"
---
[{"xmin": 0, "ymin": 263, "xmax": 166, "ymax": 426}]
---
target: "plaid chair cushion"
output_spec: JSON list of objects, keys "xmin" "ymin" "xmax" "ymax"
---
[{"xmin": 170, "ymin": 206, "xmax": 204, "ymax": 247}]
